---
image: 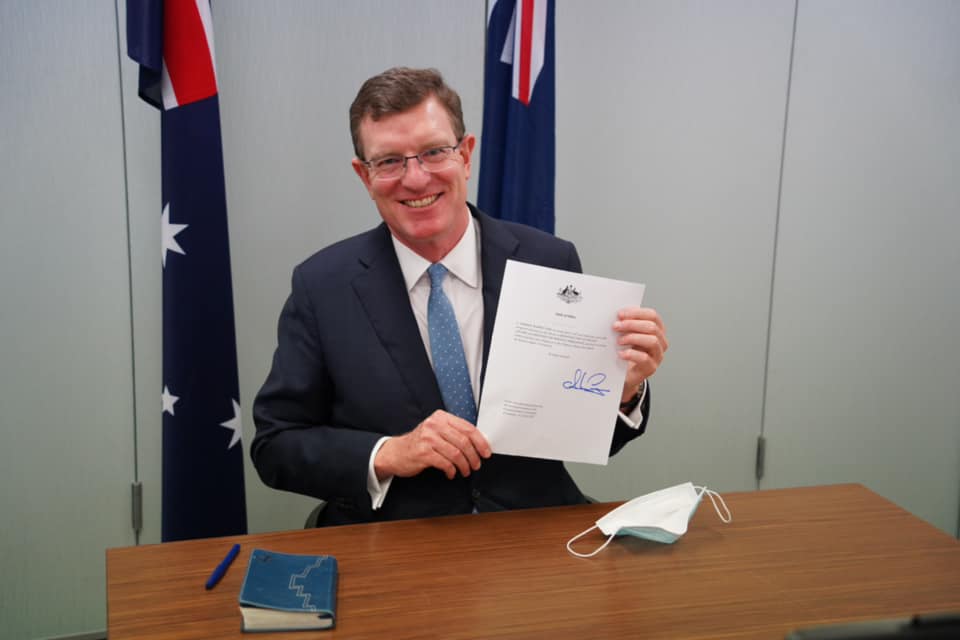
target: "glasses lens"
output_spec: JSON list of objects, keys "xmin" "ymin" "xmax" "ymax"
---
[
  {"xmin": 420, "ymin": 147, "xmax": 454, "ymax": 170},
  {"xmin": 371, "ymin": 157, "xmax": 404, "ymax": 180}
]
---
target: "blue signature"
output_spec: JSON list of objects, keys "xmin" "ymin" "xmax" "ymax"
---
[{"xmin": 562, "ymin": 369, "xmax": 611, "ymax": 396}]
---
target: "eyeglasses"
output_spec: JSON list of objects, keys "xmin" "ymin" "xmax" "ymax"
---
[{"xmin": 363, "ymin": 140, "xmax": 464, "ymax": 181}]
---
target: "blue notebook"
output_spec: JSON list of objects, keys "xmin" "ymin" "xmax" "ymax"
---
[{"xmin": 238, "ymin": 549, "xmax": 338, "ymax": 632}]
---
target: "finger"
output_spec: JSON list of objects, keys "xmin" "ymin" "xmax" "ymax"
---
[
  {"xmin": 437, "ymin": 412, "xmax": 493, "ymax": 459},
  {"xmin": 614, "ymin": 318, "xmax": 660, "ymax": 332},
  {"xmin": 472, "ymin": 430, "xmax": 493, "ymax": 459},
  {"xmin": 435, "ymin": 429, "xmax": 480, "ymax": 474},
  {"xmin": 432, "ymin": 438, "xmax": 474, "ymax": 477},
  {"xmin": 411, "ymin": 428, "xmax": 463, "ymax": 478},
  {"xmin": 417, "ymin": 421, "xmax": 475, "ymax": 475},
  {"xmin": 617, "ymin": 306, "xmax": 662, "ymax": 321},
  {"xmin": 618, "ymin": 323, "xmax": 668, "ymax": 354},
  {"xmin": 617, "ymin": 307, "xmax": 665, "ymax": 332},
  {"xmin": 393, "ymin": 434, "xmax": 456, "ymax": 479},
  {"xmin": 614, "ymin": 322, "xmax": 666, "ymax": 347},
  {"xmin": 406, "ymin": 418, "xmax": 464, "ymax": 478},
  {"xmin": 460, "ymin": 426, "xmax": 492, "ymax": 460},
  {"xmin": 424, "ymin": 448, "xmax": 458, "ymax": 480},
  {"xmin": 620, "ymin": 341, "xmax": 659, "ymax": 363},
  {"xmin": 617, "ymin": 349, "xmax": 659, "ymax": 380},
  {"xmin": 617, "ymin": 332, "xmax": 665, "ymax": 355},
  {"xmin": 437, "ymin": 426, "xmax": 489, "ymax": 473}
]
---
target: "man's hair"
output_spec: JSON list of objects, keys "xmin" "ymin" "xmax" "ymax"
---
[{"xmin": 349, "ymin": 67, "xmax": 465, "ymax": 159}]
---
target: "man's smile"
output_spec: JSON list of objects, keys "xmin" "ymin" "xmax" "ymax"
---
[{"xmin": 401, "ymin": 193, "xmax": 441, "ymax": 209}]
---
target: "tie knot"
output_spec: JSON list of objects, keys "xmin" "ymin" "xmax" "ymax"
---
[{"xmin": 427, "ymin": 263, "xmax": 448, "ymax": 288}]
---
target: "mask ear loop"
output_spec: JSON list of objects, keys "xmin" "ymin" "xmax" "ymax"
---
[
  {"xmin": 695, "ymin": 486, "xmax": 733, "ymax": 523},
  {"xmin": 566, "ymin": 524, "xmax": 617, "ymax": 558}
]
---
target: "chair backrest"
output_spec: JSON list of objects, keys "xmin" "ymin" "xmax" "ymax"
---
[{"xmin": 304, "ymin": 500, "xmax": 327, "ymax": 528}]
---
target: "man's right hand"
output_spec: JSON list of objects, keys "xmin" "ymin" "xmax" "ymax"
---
[{"xmin": 374, "ymin": 410, "xmax": 492, "ymax": 481}]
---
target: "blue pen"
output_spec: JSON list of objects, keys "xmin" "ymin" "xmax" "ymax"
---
[{"xmin": 205, "ymin": 543, "xmax": 240, "ymax": 590}]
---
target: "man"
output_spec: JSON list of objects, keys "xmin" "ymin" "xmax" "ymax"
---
[{"xmin": 251, "ymin": 67, "xmax": 668, "ymax": 526}]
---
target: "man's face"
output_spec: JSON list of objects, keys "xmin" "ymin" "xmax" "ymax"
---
[{"xmin": 352, "ymin": 96, "xmax": 476, "ymax": 262}]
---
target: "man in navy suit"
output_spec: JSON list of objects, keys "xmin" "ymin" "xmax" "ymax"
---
[{"xmin": 251, "ymin": 68, "xmax": 668, "ymax": 526}]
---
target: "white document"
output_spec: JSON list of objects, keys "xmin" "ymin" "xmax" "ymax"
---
[{"xmin": 476, "ymin": 260, "xmax": 645, "ymax": 465}]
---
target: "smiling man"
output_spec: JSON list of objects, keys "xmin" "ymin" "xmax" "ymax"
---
[{"xmin": 251, "ymin": 67, "xmax": 668, "ymax": 526}]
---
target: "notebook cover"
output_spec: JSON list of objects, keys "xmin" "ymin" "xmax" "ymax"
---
[{"xmin": 238, "ymin": 549, "xmax": 337, "ymax": 620}]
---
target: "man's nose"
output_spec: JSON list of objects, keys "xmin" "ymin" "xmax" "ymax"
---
[{"xmin": 400, "ymin": 157, "xmax": 431, "ymax": 188}]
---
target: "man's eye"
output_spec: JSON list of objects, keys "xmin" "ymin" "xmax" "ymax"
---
[
  {"xmin": 422, "ymin": 147, "xmax": 446, "ymax": 159},
  {"xmin": 375, "ymin": 157, "xmax": 402, "ymax": 168}
]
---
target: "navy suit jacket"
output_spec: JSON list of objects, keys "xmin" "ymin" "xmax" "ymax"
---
[{"xmin": 251, "ymin": 205, "xmax": 649, "ymax": 525}]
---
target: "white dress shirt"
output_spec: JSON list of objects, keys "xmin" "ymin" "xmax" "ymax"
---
[
  {"xmin": 365, "ymin": 214, "xmax": 645, "ymax": 509},
  {"xmin": 366, "ymin": 215, "xmax": 483, "ymax": 508}
]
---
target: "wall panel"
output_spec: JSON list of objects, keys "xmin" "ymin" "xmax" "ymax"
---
[
  {"xmin": 0, "ymin": 2, "xmax": 135, "ymax": 637},
  {"xmin": 763, "ymin": 0, "xmax": 960, "ymax": 534},
  {"xmin": 558, "ymin": 1, "xmax": 796, "ymax": 498}
]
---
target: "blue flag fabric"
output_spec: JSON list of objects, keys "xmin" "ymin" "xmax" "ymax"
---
[
  {"xmin": 478, "ymin": 0, "xmax": 556, "ymax": 234},
  {"xmin": 125, "ymin": 0, "xmax": 163, "ymax": 108},
  {"xmin": 127, "ymin": 0, "xmax": 247, "ymax": 541}
]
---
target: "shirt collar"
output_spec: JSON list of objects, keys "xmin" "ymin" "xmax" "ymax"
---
[{"xmin": 392, "ymin": 213, "xmax": 480, "ymax": 292}]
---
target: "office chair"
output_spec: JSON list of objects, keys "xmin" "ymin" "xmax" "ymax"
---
[{"xmin": 304, "ymin": 500, "xmax": 327, "ymax": 528}]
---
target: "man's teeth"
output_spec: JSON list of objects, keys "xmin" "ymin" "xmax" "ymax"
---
[{"xmin": 403, "ymin": 194, "xmax": 440, "ymax": 208}]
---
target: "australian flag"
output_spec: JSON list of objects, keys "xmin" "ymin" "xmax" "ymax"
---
[
  {"xmin": 478, "ymin": 0, "xmax": 556, "ymax": 234},
  {"xmin": 127, "ymin": 0, "xmax": 247, "ymax": 541}
]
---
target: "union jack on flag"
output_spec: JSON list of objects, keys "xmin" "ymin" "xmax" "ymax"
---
[
  {"xmin": 127, "ymin": 0, "xmax": 247, "ymax": 541},
  {"xmin": 478, "ymin": 0, "xmax": 556, "ymax": 234}
]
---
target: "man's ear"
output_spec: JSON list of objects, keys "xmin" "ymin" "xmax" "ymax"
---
[
  {"xmin": 351, "ymin": 157, "xmax": 375, "ymax": 197},
  {"xmin": 459, "ymin": 134, "xmax": 477, "ymax": 180}
]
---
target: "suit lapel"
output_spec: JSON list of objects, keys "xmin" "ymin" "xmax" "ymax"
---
[
  {"xmin": 474, "ymin": 207, "xmax": 519, "ymax": 388},
  {"xmin": 351, "ymin": 225, "xmax": 443, "ymax": 415},
  {"xmin": 351, "ymin": 211, "xmax": 521, "ymax": 414}
]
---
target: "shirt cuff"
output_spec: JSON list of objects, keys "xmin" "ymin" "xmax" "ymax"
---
[
  {"xmin": 617, "ymin": 381, "xmax": 648, "ymax": 429},
  {"xmin": 366, "ymin": 436, "xmax": 394, "ymax": 510}
]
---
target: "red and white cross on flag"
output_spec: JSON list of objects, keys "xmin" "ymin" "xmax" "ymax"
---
[
  {"xmin": 479, "ymin": 0, "xmax": 556, "ymax": 233},
  {"xmin": 492, "ymin": 0, "xmax": 549, "ymax": 106},
  {"xmin": 158, "ymin": 0, "xmax": 218, "ymax": 110}
]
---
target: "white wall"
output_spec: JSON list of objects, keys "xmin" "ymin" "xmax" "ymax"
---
[
  {"xmin": 762, "ymin": 0, "xmax": 960, "ymax": 531},
  {"xmin": 561, "ymin": 0, "xmax": 960, "ymax": 534},
  {"xmin": 559, "ymin": 0, "xmax": 796, "ymax": 500},
  {"xmin": 0, "ymin": 2, "xmax": 136, "ymax": 638},
  {"xmin": 1, "ymin": 1, "xmax": 958, "ymax": 638}
]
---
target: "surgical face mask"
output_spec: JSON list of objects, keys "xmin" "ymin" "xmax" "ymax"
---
[{"xmin": 566, "ymin": 482, "xmax": 732, "ymax": 558}]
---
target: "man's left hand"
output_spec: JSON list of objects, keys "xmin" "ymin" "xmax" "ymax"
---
[{"xmin": 614, "ymin": 307, "xmax": 668, "ymax": 404}]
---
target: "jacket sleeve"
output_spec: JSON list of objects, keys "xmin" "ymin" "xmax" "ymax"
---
[
  {"xmin": 250, "ymin": 266, "xmax": 380, "ymax": 505},
  {"xmin": 610, "ymin": 386, "xmax": 650, "ymax": 455}
]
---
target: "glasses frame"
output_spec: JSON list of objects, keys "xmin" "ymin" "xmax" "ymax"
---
[{"xmin": 363, "ymin": 139, "xmax": 465, "ymax": 181}]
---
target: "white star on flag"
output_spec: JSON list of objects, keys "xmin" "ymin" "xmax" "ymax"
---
[
  {"xmin": 219, "ymin": 399, "xmax": 243, "ymax": 449},
  {"xmin": 161, "ymin": 202, "xmax": 188, "ymax": 268},
  {"xmin": 161, "ymin": 385, "xmax": 179, "ymax": 415}
]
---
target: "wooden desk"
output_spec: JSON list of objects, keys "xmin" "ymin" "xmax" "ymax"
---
[{"xmin": 106, "ymin": 484, "xmax": 960, "ymax": 639}]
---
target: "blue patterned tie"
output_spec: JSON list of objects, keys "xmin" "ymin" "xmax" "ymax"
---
[{"xmin": 427, "ymin": 263, "xmax": 477, "ymax": 423}]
